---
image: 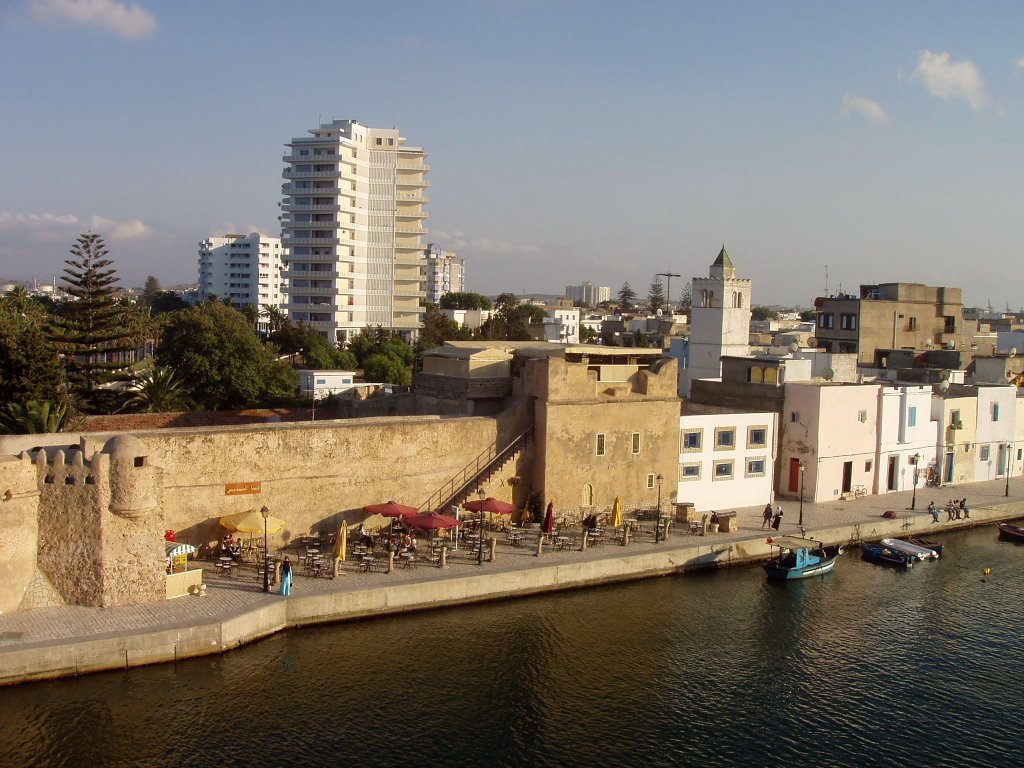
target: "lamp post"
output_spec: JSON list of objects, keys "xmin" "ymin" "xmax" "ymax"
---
[
  {"xmin": 910, "ymin": 453, "xmax": 920, "ymax": 510},
  {"xmin": 1006, "ymin": 442, "xmax": 1013, "ymax": 497},
  {"xmin": 654, "ymin": 473, "xmax": 664, "ymax": 543},
  {"xmin": 477, "ymin": 487, "xmax": 485, "ymax": 565},
  {"xmin": 798, "ymin": 462, "xmax": 806, "ymax": 533},
  {"xmin": 260, "ymin": 505, "xmax": 271, "ymax": 593}
]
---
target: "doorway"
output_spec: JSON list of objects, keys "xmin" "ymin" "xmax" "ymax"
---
[
  {"xmin": 788, "ymin": 458, "xmax": 801, "ymax": 493},
  {"xmin": 887, "ymin": 456, "xmax": 898, "ymax": 491},
  {"xmin": 842, "ymin": 461, "xmax": 853, "ymax": 493},
  {"xmin": 944, "ymin": 451, "xmax": 954, "ymax": 484}
]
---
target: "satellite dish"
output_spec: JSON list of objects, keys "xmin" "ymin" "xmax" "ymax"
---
[
  {"xmin": 939, "ymin": 369, "xmax": 951, "ymax": 381},
  {"xmin": 936, "ymin": 381, "xmax": 950, "ymax": 394},
  {"xmin": 822, "ymin": 367, "xmax": 835, "ymax": 381},
  {"xmin": 807, "ymin": 337, "xmax": 817, "ymax": 348},
  {"xmin": 924, "ymin": 339, "xmax": 933, "ymax": 349},
  {"xmin": 1010, "ymin": 348, "xmax": 1018, "ymax": 358},
  {"xmin": 788, "ymin": 341, "xmax": 799, "ymax": 354}
]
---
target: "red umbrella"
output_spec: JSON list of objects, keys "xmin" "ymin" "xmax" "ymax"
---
[
  {"xmin": 405, "ymin": 512, "xmax": 462, "ymax": 531},
  {"xmin": 463, "ymin": 497, "xmax": 515, "ymax": 514},
  {"xmin": 542, "ymin": 501, "xmax": 555, "ymax": 534},
  {"xmin": 363, "ymin": 500, "xmax": 419, "ymax": 518}
]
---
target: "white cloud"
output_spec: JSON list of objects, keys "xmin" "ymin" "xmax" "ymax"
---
[
  {"xmin": 26, "ymin": 0, "xmax": 157, "ymax": 39},
  {"xmin": 0, "ymin": 210, "xmax": 158, "ymax": 241},
  {"xmin": 432, "ymin": 229, "xmax": 540, "ymax": 256},
  {"xmin": 840, "ymin": 94, "xmax": 889, "ymax": 125},
  {"xmin": 909, "ymin": 50, "xmax": 989, "ymax": 109},
  {"xmin": 1014, "ymin": 56, "xmax": 1024, "ymax": 72}
]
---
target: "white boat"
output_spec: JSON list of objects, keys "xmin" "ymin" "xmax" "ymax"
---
[{"xmin": 880, "ymin": 537, "xmax": 939, "ymax": 560}]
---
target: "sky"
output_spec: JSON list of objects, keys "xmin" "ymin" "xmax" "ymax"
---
[{"xmin": 1, "ymin": 0, "xmax": 1023, "ymax": 309}]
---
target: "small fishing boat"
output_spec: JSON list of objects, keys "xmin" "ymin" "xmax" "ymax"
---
[
  {"xmin": 881, "ymin": 538, "xmax": 939, "ymax": 560},
  {"xmin": 764, "ymin": 536, "xmax": 844, "ymax": 580},
  {"xmin": 996, "ymin": 522, "xmax": 1024, "ymax": 543},
  {"xmin": 861, "ymin": 541, "xmax": 915, "ymax": 567},
  {"xmin": 907, "ymin": 536, "xmax": 944, "ymax": 556}
]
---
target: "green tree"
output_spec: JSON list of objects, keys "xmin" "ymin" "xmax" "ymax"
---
[
  {"xmin": 647, "ymin": 277, "xmax": 665, "ymax": 314},
  {"xmin": 416, "ymin": 304, "xmax": 470, "ymax": 354},
  {"xmin": 0, "ymin": 309, "xmax": 65, "ymax": 408},
  {"xmin": 362, "ymin": 353, "xmax": 412, "ymax": 386},
  {"xmin": 438, "ymin": 292, "xmax": 492, "ymax": 310},
  {"xmin": 580, "ymin": 325, "xmax": 600, "ymax": 344},
  {"xmin": 680, "ymin": 281, "xmax": 692, "ymax": 313},
  {"xmin": 617, "ymin": 282, "xmax": 637, "ymax": 309},
  {"xmin": 140, "ymin": 275, "xmax": 162, "ymax": 307},
  {"xmin": 124, "ymin": 366, "xmax": 192, "ymax": 413},
  {"xmin": 156, "ymin": 302, "xmax": 299, "ymax": 410},
  {"xmin": 52, "ymin": 233, "xmax": 137, "ymax": 411},
  {"xmin": 751, "ymin": 306, "xmax": 780, "ymax": 321},
  {"xmin": 263, "ymin": 305, "xmax": 287, "ymax": 333},
  {"xmin": 150, "ymin": 291, "xmax": 188, "ymax": 315},
  {"xmin": 799, "ymin": 310, "xmax": 816, "ymax": 322},
  {"xmin": 0, "ymin": 400, "xmax": 71, "ymax": 435}
]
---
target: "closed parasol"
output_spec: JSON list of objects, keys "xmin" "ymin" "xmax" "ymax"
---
[
  {"xmin": 542, "ymin": 501, "xmax": 555, "ymax": 534},
  {"xmin": 363, "ymin": 500, "xmax": 419, "ymax": 518},
  {"xmin": 610, "ymin": 496, "xmax": 623, "ymax": 528},
  {"xmin": 221, "ymin": 509, "xmax": 286, "ymax": 534}
]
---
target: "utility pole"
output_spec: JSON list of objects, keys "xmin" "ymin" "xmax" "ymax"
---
[{"xmin": 657, "ymin": 272, "xmax": 680, "ymax": 312}]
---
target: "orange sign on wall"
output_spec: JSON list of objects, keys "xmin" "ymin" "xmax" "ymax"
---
[{"xmin": 225, "ymin": 482, "xmax": 262, "ymax": 496}]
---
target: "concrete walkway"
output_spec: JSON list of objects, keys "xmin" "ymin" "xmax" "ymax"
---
[{"xmin": 1, "ymin": 477, "xmax": 1022, "ymax": 686}]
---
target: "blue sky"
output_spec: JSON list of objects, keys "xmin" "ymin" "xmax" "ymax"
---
[{"xmin": 1, "ymin": 0, "xmax": 1022, "ymax": 308}]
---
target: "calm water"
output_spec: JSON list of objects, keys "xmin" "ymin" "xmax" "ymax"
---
[{"xmin": 1, "ymin": 525, "xmax": 1023, "ymax": 768}]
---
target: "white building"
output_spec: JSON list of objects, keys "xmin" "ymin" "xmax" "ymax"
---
[
  {"xmin": 681, "ymin": 246, "xmax": 751, "ymax": 396},
  {"xmin": 442, "ymin": 308, "xmax": 492, "ymax": 330},
  {"xmin": 422, "ymin": 243, "xmax": 464, "ymax": 304},
  {"xmin": 541, "ymin": 306, "xmax": 580, "ymax": 344},
  {"xmin": 297, "ymin": 369, "xmax": 357, "ymax": 399},
  {"xmin": 678, "ymin": 412, "xmax": 777, "ymax": 512},
  {"xmin": 565, "ymin": 281, "xmax": 611, "ymax": 307},
  {"xmin": 281, "ymin": 119, "xmax": 427, "ymax": 343},
  {"xmin": 874, "ymin": 384, "xmax": 937, "ymax": 494},
  {"xmin": 973, "ymin": 386, "xmax": 1017, "ymax": 482},
  {"xmin": 197, "ymin": 233, "xmax": 284, "ymax": 326}
]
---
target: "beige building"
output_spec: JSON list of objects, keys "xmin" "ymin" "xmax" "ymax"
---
[
  {"xmin": 281, "ymin": 119, "xmax": 427, "ymax": 342},
  {"xmin": 814, "ymin": 283, "xmax": 964, "ymax": 366}
]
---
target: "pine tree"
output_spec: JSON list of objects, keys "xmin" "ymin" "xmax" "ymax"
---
[
  {"xmin": 680, "ymin": 281, "xmax": 692, "ymax": 313},
  {"xmin": 617, "ymin": 282, "xmax": 637, "ymax": 309},
  {"xmin": 54, "ymin": 233, "xmax": 135, "ymax": 409},
  {"xmin": 647, "ymin": 277, "xmax": 665, "ymax": 313}
]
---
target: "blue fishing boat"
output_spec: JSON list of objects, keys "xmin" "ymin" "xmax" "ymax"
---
[
  {"xmin": 763, "ymin": 536, "xmax": 843, "ymax": 580},
  {"xmin": 861, "ymin": 541, "xmax": 914, "ymax": 567}
]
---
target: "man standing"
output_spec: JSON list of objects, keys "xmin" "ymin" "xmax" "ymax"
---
[
  {"xmin": 761, "ymin": 503, "xmax": 773, "ymax": 529},
  {"xmin": 928, "ymin": 501, "xmax": 939, "ymax": 524}
]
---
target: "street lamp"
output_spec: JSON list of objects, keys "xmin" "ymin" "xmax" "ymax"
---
[
  {"xmin": 1006, "ymin": 442, "xmax": 1013, "ymax": 497},
  {"xmin": 654, "ymin": 473, "xmax": 664, "ymax": 543},
  {"xmin": 477, "ymin": 487, "xmax": 486, "ymax": 565},
  {"xmin": 798, "ymin": 462, "xmax": 806, "ymax": 533},
  {"xmin": 910, "ymin": 453, "xmax": 921, "ymax": 510},
  {"xmin": 260, "ymin": 505, "xmax": 271, "ymax": 593}
]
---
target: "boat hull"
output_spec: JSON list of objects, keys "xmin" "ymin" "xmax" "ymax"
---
[
  {"xmin": 997, "ymin": 523, "xmax": 1024, "ymax": 543},
  {"xmin": 881, "ymin": 538, "xmax": 939, "ymax": 560},
  {"xmin": 907, "ymin": 537, "xmax": 944, "ymax": 556},
  {"xmin": 764, "ymin": 545, "xmax": 843, "ymax": 580},
  {"xmin": 861, "ymin": 542, "xmax": 914, "ymax": 567}
]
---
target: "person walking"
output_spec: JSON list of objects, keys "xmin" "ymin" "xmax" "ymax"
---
[
  {"xmin": 761, "ymin": 503, "xmax": 773, "ymax": 529},
  {"xmin": 772, "ymin": 506, "xmax": 783, "ymax": 531},
  {"xmin": 279, "ymin": 556, "xmax": 293, "ymax": 597},
  {"xmin": 928, "ymin": 501, "xmax": 939, "ymax": 524}
]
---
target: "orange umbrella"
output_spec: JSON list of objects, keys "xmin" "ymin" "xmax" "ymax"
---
[
  {"xmin": 363, "ymin": 500, "xmax": 418, "ymax": 518},
  {"xmin": 463, "ymin": 497, "xmax": 515, "ymax": 514}
]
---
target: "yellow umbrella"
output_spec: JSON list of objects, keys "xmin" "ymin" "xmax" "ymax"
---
[
  {"xmin": 333, "ymin": 524, "xmax": 347, "ymax": 562},
  {"xmin": 610, "ymin": 496, "xmax": 623, "ymax": 528},
  {"xmin": 220, "ymin": 509, "xmax": 286, "ymax": 535}
]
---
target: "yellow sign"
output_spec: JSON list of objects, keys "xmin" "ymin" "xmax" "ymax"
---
[{"xmin": 225, "ymin": 482, "xmax": 261, "ymax": 496}]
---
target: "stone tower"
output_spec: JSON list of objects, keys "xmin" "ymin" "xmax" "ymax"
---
[{"xmin": 683, "ymin": 245, "xmax": 752, "ymax": 395}]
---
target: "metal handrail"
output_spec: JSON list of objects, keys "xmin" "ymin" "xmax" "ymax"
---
[{"xmin": 419, "ymin": 426, "xmax": 533, "ymax": 512}]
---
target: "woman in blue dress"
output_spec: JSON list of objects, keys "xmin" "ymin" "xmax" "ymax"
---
[{"xmin": 279, "ymin": 556, "xmax": 293, "ymax": 596}]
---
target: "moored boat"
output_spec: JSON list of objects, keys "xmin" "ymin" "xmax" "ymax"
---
[
  {"xmin": 881, "ymin": 537, "xmax": 939, "ymax": 560},
  {"xmin": 861, "ymin": 541, "xmax": 915, "ymax": 567},
  {"xmin": 997, "ymin": 522, "xmax": 1024, "ymax": 543},
  {"xmin": 907, "ymin": 536, "xmax": 944, "ymax": 556},
  {"xmin": 764, "ymin": 536, "xmax": 844, "ymax": 580}
]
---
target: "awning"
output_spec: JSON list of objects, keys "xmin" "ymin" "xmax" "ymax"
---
[{"xmin": 165, "ymin": 542, "xmax": 198, "ymax": 558}]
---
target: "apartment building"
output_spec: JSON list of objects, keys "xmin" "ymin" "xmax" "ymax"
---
[
  {"xmin": 281, "ymin": 119, "xmax": 427, "ymax": 342},
  {"xmin": 422, "ymin": 243, "xmax": 464, "ymax": 305},
  {"xmin": 197, "ymin": 233, "xmax": 284, "ymax": 324},
  {"xmin": 565, "ymin": 281, "xmax": 611, "ymax": 307}
]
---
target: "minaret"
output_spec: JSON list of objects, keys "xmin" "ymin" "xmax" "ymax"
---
[{"xmin": 682, "ymin": 245, "xmax": 752, "ymax": 395}]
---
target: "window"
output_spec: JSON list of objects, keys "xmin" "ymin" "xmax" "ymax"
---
[
  {"xmin": 681, "ymin": 429, "xmax": 702, "ymax": 452},
  {"xmin": 865, "ymin": 460, "xmax": 873, "ymax": 472},
  {"xmin": 375, "ymin": 138, "xmax": 383, "ymax": 145},
  {"xmin": 745, "ymin": 458, "xmax": 766, "ymax": 477},
  {"xmin": 908, "ymin": 317, "xmax": 918, "ymax": 331},
  {"xmin": 992, "ymin": 403, "xmax": 1000, "ymax": 421},
  {"xmin": 646, "ymin": 473, "xmax": 656, "ymax": 489},
  {"xmin": 582, "ymin": 484, "xmax": 594, "ymax": 506},
  {"xmin": 790, "ymin": 411, "xmax": 800, "ymax": 423},
  {"xmin": 817, "ymin": 313, "xmax": 834, "ymax": 329},
  {"xmin": 944, "ymin": 316, "xmax": 956, "ymax": 333},
  {"xmin": 596, "ymin": 433, "xmax": 606, "ymax": 456},
  {"xmin": 980, "ymin": 445, "xmax": 990, "ymax": 461},
  {"xmin": 908, "ymin": 407, "xmax": 917, "ymax": 427},
  {"xmin": 747, "ymin": 426, "xmax": 768, "ymax": 448},
  {"xmin": 680, "ymin": 463, "xmax": 701, "ymax": 481},
  {"xmin": 715, "ymin": 428, "xmax": 735, "ymax": 449},
  {"xmin": 713, "ymin": 460, "xmax": 734, "ymax": 480},
  {"xmin": 950, "ymin": 409, "xmax": 961, "ymax": 427},
  {"xmin": 858, "ymin": 410, "xmax": 868, "ymax": 423},
  {"xmin": 840, "ymin": 313, "xmax": 858, "ymax": 331},
  {"xmin": 631, "ymin": 432, "xmax": 641, "ymax": 455}
]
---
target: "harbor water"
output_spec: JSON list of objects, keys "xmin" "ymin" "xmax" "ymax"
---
[{"xmin": 1, "ymin": 524, "xmax": 1022, "ymax": 767}]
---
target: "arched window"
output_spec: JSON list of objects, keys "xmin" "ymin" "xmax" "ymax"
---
[
  {"xmin": 748, "ymin": 366, "xmax": 764, "ymax": 383},
  {"xmin": 582, "ymin": 483, "xmax": 594, "ymax": 507},
  {"xmin": 734, "ymin": 292, "xmax": 743, "ymax": 308},
  {"xmin": 764, "ymin": 367, "xmax": 779, "ymax": 384}
]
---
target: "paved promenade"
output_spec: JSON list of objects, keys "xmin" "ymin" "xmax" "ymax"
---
[{"xmin": 1, "ymin": 477, "xmax": 1022, "ymax": 685}]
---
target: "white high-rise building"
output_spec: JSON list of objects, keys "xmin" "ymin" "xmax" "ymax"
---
[
  {"xmin": 565, "ymin": 281, "xmax": 611, "ymax": 306},
  {"xmin": 281, "ymin": 119, "xmax": 428, "ymax": 342},
  {"xmin": 423, "ymin": 243, "xmax": 465, "ymax": 304},
  {"xmin": 197, "ymin": 233, "xmax": 285, "ymax": 326},
  {"xmin": 681, "ymin": 245, "xmax": 751, "ymax": 395}
]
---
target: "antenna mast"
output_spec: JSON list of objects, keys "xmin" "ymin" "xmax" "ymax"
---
[{"xmin": 656, "ymin": 271, "xmax": 681, "ymax": 311}]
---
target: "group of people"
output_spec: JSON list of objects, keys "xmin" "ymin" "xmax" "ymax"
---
[
  {"xmin": 220, "ymin": 533, "xmax": 243, "ymax": 562},
  {"xmin": 928, "ymin": 498, "xmax": 970, "ymax": 523},
  {"xmin": 355, "ymin": 524, "xmax": 417, "ymax": 556},
  {"xmin": 761, "ymin": 503, "xmax": 784, "ymax": 531}
]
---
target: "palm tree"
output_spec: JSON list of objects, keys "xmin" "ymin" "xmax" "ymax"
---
[
  {"xmin": 263, "ymin": 305, "xmax": 287, "ymax": 333},
  {"xmin": 0, "ymin": 400, "xmax": 71, "ymax": 434},
  {"xmin": 124, "ymin": 366, "xmax": 192, "ymax": 413}
]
